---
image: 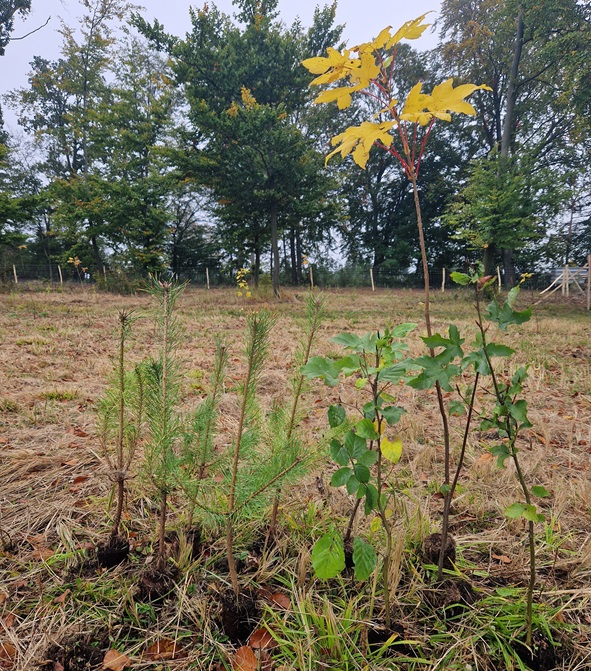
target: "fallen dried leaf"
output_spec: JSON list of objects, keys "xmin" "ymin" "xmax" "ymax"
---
[
  {"xmin": 143, "ymin": 638, "xmax": 185, "ymax": 661},
  {"xmin": 2, "ymin": 614, "xmax": 15, "ymax": 629},
  {"xmin": 0, "ymin": 641, "xmax": 16, "ymax": 669},
  {"xmin": 30, "ymin": 547, "xmax": 54, "ymax": 560},
  {"xmin": 491, "ymin": 553, "xmax": 512, "ymax": 564},
  {"xmin": 268, "ymin": 592, "xmax": 291, "ymax": 610},
  {"xmin": 102, "ymin": 648, "xmax": 132, "ymax": 671},
  {"xmin": 52, "ymin": 662, "xmax": 64, "ymax": 671},
  {"xmin": 248, "ymin": 628, "xmax": 276, "ymax": 650},
  {"xmin": 53, "ymin": 589, "xmax": 71, "ymax": 605},
  {"xmin": 71, "ymin": 475, "xmax": 90, "ymax": 484},
  {"xmin": 232, "ymin": 646, "xmax": 257, "ymax": 671},
  {"xmin": 477, "ymin": 452, "xmax": 494, "ymax": 465},
  {"xmin": 62, "ymin": 459, "xmax": 80, "ymax": 467},
  {"xmin": 0, "ymin": 594, "xmax": 7, "ymax": 605},
  {"xmin": 68, "ymin": 427, "xmax": 89, "ymax": 437}
]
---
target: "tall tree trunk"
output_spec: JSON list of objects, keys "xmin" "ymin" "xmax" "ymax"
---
[
  {"xmin": 270, "ymin": 204, "xmax": 280, "ymax": 297},
  {"xmin": 503, "ymin": 248, "xmax": 515, "ymax": 287},
  {"xmin": 254, "ymin": 245, "xmax": 260, "ymax": 287},
  {"xmin": 483, "ymin": 244, "xmax": 496, "ymax": 276},
  {"xmin": 295, "ymin": 232, "xmax": 303, "ymax": 285},
  {"xmin": 90, "ymin": 233, "xmax": 104, "ymax": 276}
]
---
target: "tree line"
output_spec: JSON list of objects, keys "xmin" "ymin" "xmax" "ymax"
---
[{"xmin": 1, "ymin": 0, "xmax": 590, "ymax": 294}]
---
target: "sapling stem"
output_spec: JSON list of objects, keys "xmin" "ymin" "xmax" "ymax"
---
[
  {"xmin": 409, "ymin": 170, "xmax": 454, "ymax": 579},
  {"xmin": 475, "ymin": 288, "xmax": 535, "ymax": 647},
  {"xmin": 437, "ymin": 374, "xmax": 479, "ymax": 578}
]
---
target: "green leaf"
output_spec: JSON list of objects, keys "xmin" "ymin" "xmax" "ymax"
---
[
  {"xmin": 508, "ymin": 399, "xmax": 530, "ymax": 425},
  {"xmin": 353, "ymin": 462, "xmax": 371, "ymax": 483},
  {"xmin": 355, "ymin": 377, "xmax": 369, "ymax": 389},
  {"xmin": 331, "ymin": 467, "xmax": 352, "ymax": 487},
  {"xmin": 448, "ymin": 400, "xmax": 466, "ymax": 416},
  {"xmin": 358, "ymin": 449, "xmax": 379, "ymax": 467},
  {"xmin": 336, "ymin": 355, "xmax": 363, "ymax": 375},
  {"xmin": 345, "ymin": 430, "xmax": 368, "ymax": 460},
  {"xmin": 352, "ymin": 537, "xmax": 377, "ymax": 581},
  {"xmin": 485, "ymin": 343, "xmax": 515, "ymax": 357},
  {"xmin": 523, "ymin": 504, "xmax": 545, "ymax": 523},
  {"xmin": 364, "ymin": 484, "xmax": 379, "ymax": 514},
  {"xmin": 506, "ymin": 285, "xmax": 520, "ymax": 308},
  {"xmin": 331, "ymin": 333, "xmax": 363, "ymax": 350},
  {"xmin": 329, "ymin": 439, "xmax": 349, "ymax": 466},
  {"xmin": 355, "ymin": 418, "xmax": 379, "ymax": 440},
  {"xmin": 311, "ymin": 529, "xmax": 345, "ymax": 579},
  {"xmin": 490, "ymin": 444, "xmax": 512, "ymax": 468},
  {"xmin": 389, "ymin": 323, "xmax": 417, "ymax": 338},
  {"xmin": 379, "ymin": 362, "xmax": 412, "ymax": 384},
  {"xmin": 531, "ymin": 485, "xmax": 550, "ymax": 498},
  {"xmin": 347, "ymin": 474, "xmax": 360, "ymax": 495},
  {"xmin": 328, "ymin": 404, "xmax": 347, "ymax": 428},
  {"xmin": 381, "ymin": 406, "xmax": 405, "ymax": 425},
  {"xmin": 485, "ymin": 300, "xmax": 531, "ymax": 331},
  {"xmin": 301, "ymin": 356, "xmax": 340, "ymax": 386},
  {"xmin": 450, "ymin": 271, "xmax": 471, "ymax": 286},
  {"xmin": 505, "ymin": 502, "xmax": 526, "ymax": 519},
  {"xmin": 380, "ymin": 436, "xmax": 402, "ymax": 463}
]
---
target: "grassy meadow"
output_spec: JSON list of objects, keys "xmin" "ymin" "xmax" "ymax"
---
[{"xmin": 0, "ymin": 285, "xmax": 590, "ymax": 671}]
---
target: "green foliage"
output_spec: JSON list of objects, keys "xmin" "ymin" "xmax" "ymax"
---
[
  {"xmin": 311, "ymin": 527, "xmax": 345, "ymax": 579},
  {"xmin": 306, "ymin": 324, "xmax": 415, "ymax": 599}
]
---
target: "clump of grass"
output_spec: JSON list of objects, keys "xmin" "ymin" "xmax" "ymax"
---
[{"xmin": 39, "ymin": 389, "xmax": 78, "ymax": 402}]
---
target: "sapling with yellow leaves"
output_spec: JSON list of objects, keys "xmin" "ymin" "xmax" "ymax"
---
[{"xmin": 303, "ymin": 13, "xmax": 491, "ymax": 579}]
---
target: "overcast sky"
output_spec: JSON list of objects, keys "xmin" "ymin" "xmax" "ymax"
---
[{"xmin": 2, "ymin": 0, "xmax": 442, "ymax": 131}]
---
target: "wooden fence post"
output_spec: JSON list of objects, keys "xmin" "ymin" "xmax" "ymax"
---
[
  {"xmin": 587, "ymin": 255, "xmax": 590, "ymax": 311},
  {"xmin": 58, "ymin": 265, "xmax": 63, "ymax": 286},
  {"xmin": 441, "ymin": 267, "xmax": 446, "ymax": 293},
  {"xmin": 13, "ymin": 264, "xmax": 18, "ymax": 284},
  {"xmin": 309, "ymin": 264, "xmax": 314, "ymax": 290},
  {"xmin": 369, "ymin": 267, "xmax": 375, "ymax": 291},
  {"xmin": 497, "ymin": 266, "xmax": 501, "ymax": 289},
  {"xmin": 206, "ymin": 267, "xmax": 210, "ymax": 290}
]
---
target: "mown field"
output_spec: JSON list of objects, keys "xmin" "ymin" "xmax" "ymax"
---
[{"xmin": 0, "ymin": 285, "xmax": 590, "ymax": 671}]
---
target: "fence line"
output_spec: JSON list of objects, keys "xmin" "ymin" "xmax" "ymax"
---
[{"xmin": 1, "ymin": 263, "xmax": 584, "ymax": 296}]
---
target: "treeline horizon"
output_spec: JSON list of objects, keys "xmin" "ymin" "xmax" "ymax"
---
[{"xmin": 1, "ymin": 0, "xmax": 590, "ymax": 292}]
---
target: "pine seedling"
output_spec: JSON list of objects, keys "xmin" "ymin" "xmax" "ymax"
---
[
  {"xmin": 143, "ymin": 279, "xmax": 186, "ymax": 572},
  {"xmin": 225, "ymin": 309, "xmax": 275, "ymax": 595},
  {"xmin": 179, "ymin": 340, "xmax": 227, "ymax": 529},
  {"xmin": 96, "ymin": 309, "xmax": 145, "ymax": 553},
  {"xmin": 268, "ymin": 293, "xmax": 325, "ymax": 537}
]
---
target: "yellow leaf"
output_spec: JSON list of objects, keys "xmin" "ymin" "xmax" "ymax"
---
[
  {"xmin": 314, "ymin": 84, "xmax": 363, "ymax": 109},
  {"xmin": 428, "ymin": 78, "xmax": 490, "ymax": 118},
  {"xmin": 303, "ymin": 48, "xmax": 359, "ymax": 86},
  {"xmin": 399, "ymin": 82, "xmax": 433, "ymax": 126},
  {"xmin": 326, "ymin": 121, "xmax": 397, "ymax": 168},
  {"xmin": 349, "ymin": 52, "xmax": 381, "ymax": 87},
  {"xmin": 386, "ymin": 13, "xmax": 432, "ymax": 48},
  {"xmin": 373, "ymin": 419, "xmax": 385, "ymax": 435},
  {"xmin": 380, "ymin": 436, "xmax": 402, "ymax": 463},
  {"xmin": 400, "ymin": 78, "xmax": 491, "ymax": 126},
  {"xmin": 370, "ymin": 517, "xmax": 382, "ymax": 533},
  {"xmin": 370, "ymin": 26, "xmax": 393, "ymax": 50},
  {"xmin": 302, "ymin": 47, "xmax": 347, "ymax": 74}
]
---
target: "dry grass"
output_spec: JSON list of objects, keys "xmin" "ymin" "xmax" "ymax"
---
[{"xmin": 0, "ymin": 285, "xmax": 590, "ymax": 670}]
